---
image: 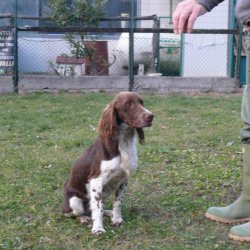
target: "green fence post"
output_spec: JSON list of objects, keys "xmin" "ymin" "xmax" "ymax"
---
[
  {"xmin": 129, "ymin": 0, "xmax": 134, "ymax": 91},
  {"xmin": 235, "ymin": 26, "xmax": 243, "ymax": 81},
  {"xmin": 180, "ymin": 33, "xmax": 183, "ymax": 76},
  {"xmin": 13, "ymin": 0, "xmax": 18, "ymax": 92},
  {"xmin": 156, "ymin": 18, "xmax": 160, "ymax": 73},
  {"xmin": 229, "ymin": 0, "xmax": 236, "ymax": 78}
]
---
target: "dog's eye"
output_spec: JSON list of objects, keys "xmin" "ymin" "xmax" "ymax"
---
[
  {"xmin": 126, "ymin": 101, "xmax": 133, "ymax": 107},
  {"xmin": 140, "ymin": 99, "xmax": 144, "ymax": 106}
]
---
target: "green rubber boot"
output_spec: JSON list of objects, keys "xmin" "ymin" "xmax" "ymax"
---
[
  {"xmin": 205, "ymin": 144, "xmax": 250, "ymax": 224},
  {"xmin": 229, "ymin": 221, "xmax": 250, "ymax": 242}
]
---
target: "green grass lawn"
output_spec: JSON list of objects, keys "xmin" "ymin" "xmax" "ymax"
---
[{"xmin": 0, "ymin": 92, "xmax": 249, "ymax": 249}]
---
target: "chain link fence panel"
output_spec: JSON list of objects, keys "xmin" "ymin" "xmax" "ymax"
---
[{"xmin": 0, "ymin": 0, "xmax": 244, "ymax": 89}]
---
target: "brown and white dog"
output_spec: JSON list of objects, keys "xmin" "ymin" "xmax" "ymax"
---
[{"xmin": 61, "ymin": 91, "xmax": 153, "ymax": 234}]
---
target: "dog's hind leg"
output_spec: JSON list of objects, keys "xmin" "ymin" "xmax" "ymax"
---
[
  {"xmin": 61, "ymin": 197, "xmax": 72, "ymax": 217},
  {"xmin": 62, "ymin": 196, "xmax": 84, "ymax": 217},
  {"xmin": 69, "ymin": 196, "xmax": 84, "ymax": 216}
]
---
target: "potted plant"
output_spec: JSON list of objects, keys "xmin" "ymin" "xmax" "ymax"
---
[{"xmin": 49, "ymin": 0, "xmax": 109, "ymax": 76}]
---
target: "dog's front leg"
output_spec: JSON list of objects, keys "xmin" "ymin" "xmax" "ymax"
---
[
  {"xmin": 89, "ymin": 178, "xmax": 105, "ymax": 235},
  {"xmin": 112, "ymin": 180, "xmax": 128, "ymax": 226}
]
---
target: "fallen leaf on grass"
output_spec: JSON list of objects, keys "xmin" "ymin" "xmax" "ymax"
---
[{"xmin": 161, "ymin": 126, "xmax": 168, "ymax": 130}]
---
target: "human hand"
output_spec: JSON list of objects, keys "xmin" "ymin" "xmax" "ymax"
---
[{"xmin": 173, "ymin": 0, "xmax": 207, "ymax": 34}]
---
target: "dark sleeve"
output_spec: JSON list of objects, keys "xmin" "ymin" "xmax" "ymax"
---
[
  {"xmin": 235, "ymin": 0, "xmax": 250, "ymax": 24},
  {"xmin": 197, "ymin": 0, "xmax": 225, "ymax": 12}
]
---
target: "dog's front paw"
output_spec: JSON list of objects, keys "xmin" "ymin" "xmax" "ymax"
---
[
  {"xmin": 112, "ymin": 217, "xmax": 124, "ymax": 227},
  {"xmin": 91, "ymin": 227, "xmax": 106, "ymax": 235}
]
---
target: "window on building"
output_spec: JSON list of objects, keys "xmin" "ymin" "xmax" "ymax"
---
[
  {"xmin": 0, "ymin": 0, "xmax": 137, "ymax": 28},
  {"xmin": 104, "ymin": 0, "xmax": 137, "ymax": 28},
  {"xmin": 0, "ymin": 0, "xmax": 14, "ymax": 26},
  {"xmin": 0, "ymin": 0, "xmax": 39, "ymax": 26},
  {"xmin": 39, "ymin": 0, "xmax": 137, "ymax": 28}
]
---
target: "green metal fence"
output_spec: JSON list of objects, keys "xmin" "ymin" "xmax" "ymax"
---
[
  {"xmin": 0, "ymin": 0, "xmax": 244, "ymax": 92},
  {"xmin": 158, "ymin": 17, "xmax": 182, "ymax": 76}
]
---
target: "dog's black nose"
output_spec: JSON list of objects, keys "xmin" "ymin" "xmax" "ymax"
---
[{"xmin": 146, "ymin": 113, "xmax": 154, "ymax": 123}]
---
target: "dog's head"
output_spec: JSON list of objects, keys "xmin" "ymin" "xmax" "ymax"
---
[
  {"xmin": 113, "ymin": 91, "xmax": 153, "ymax": 129},
  {"xmin": 98, "ymin": 91, "xmax": 153, "ymax": 145}
]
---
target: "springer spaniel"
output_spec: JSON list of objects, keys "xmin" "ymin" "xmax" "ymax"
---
[{"xmin": 61, "ymin": 91, "xmax": 153, "ymax": 234}]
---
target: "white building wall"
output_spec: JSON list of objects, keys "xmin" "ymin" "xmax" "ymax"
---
[
  {"xmin": 183, "ymin": 0, "xmax": 230, "ymax": 77},
  {"xmin": 18, "ymin": 0, "xmax": 231, "ymax": 77},
  {"xmin": 140, "ymin": 0, "xmax": 230, "ymax": 77},
  {"xmin": 140, "ymin": 0, "xmax": 168, "ymax": 17},
  {"xmin": 18, "ymin": 37, "xmax": 120, "ymax": 75}
]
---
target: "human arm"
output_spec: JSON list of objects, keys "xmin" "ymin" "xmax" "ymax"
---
[
  {"xmin": 173, "ymin": 0, "xmax": 224, "ymax": 34},
  {"xmin": 235, "ymin": 0, "xmax": 250, "ymax": 25},
  {"xmin": 197, "ymin": 0, "xmax": 224, "ymax": 12}
]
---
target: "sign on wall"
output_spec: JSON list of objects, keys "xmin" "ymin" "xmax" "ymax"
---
[{"xmin": 0, "ymin": 28, "xmax": 14, "ymax": 74}]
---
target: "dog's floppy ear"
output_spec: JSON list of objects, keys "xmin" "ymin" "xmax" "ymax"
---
[
  {"xmin": 136, "ymin": 128, "xmax": 145, "ymax": 144},
  {"xmin": 98, "ymin": 101, "xmax": 119, "ymax": 147}
]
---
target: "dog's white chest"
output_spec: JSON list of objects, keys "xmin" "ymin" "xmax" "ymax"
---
[
  {"xmin": 119, "ymin": 136, "xmax": 138, "ymax": 176},
  {"xmin": 98, "ymin": 138, "xmax": 137, "ymax": 199},
  {"xmin": 97, "ymin": 156, "xmax": 125, "ymax": 199}
]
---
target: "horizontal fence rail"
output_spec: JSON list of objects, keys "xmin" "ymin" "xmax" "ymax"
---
[
  {"xmin": 0, "ymin": 14, "xmax": 239, "ymax": 34},
  {"xmin": 17, "ymin": 27, "xmax": 240, "ymax": 34}
]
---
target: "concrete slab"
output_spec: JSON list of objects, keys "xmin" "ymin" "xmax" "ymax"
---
[{"xmin": 1, "ymin": 74, "xmax": 238, "ymax": 94}]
